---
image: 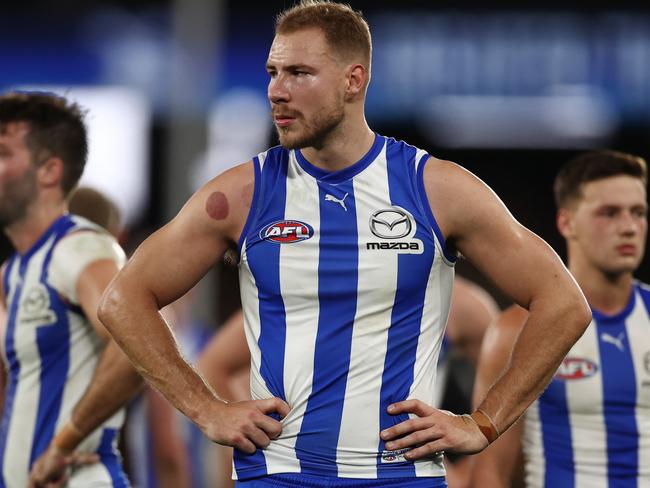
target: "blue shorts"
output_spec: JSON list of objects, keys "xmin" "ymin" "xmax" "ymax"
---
[{"xmin": 236, "ymin": 473, "xmax": 447, "ymax": 487}]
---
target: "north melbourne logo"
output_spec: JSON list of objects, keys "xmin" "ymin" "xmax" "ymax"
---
[
  {"xmin": 20, "ymin": 284, "xmax": 57, "ymax": 326},
  {"xmin": 367, "ymin": 207, "xmax": 423, "ymax": 254}
]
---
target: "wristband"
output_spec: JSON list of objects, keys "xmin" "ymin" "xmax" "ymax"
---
[
  {"xmin": 52, "ymin": 420, "xmax": 85, "ymax": 453},
  {"xmin": 470, "ymin": 409, "xmax": 499, "ymax": 444}
]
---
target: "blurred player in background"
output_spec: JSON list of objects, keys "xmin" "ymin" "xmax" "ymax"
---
[
  {"xmin": 70, "ymin": 187, "xmax": 204, "ymax": 488},
  {"xmin": 0, "ymin": 92, "xmax": 142, "ymax": 487},
  {"xmin": 471, "ymin": 150, "xmax": 650, "ymax": 487},
  {"xmin": 68, "ymin": 186, "xmax": 122, "ymax": 240}
]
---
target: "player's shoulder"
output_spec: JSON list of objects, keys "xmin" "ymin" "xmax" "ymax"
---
[
  {"xmin": 421, "ymin": 154, "xmax": 482, "ymax": 188},
  {"xmin": 53, "ymin": 215, "xmax": 125, "ymax": 266}
]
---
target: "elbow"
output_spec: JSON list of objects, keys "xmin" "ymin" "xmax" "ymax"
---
[
  {"xmin": 97, "ymin": 282, "xmax": 122, "ymax": 334},
  {"xmin": 563, "ymin": 290, "xmax": 592, "ymax": 337}
]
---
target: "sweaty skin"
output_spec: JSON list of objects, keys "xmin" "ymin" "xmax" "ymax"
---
[
  {"xmin": 241, "ymin": 183, "xmax": 254, "ymax": 210},
  {"xmin": 205, "ymin": 191, "xmax": 229, "ymax": 221}
]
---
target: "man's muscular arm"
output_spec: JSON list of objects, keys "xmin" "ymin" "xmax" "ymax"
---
[
  {"xmin": 381, "ymin": 159, "xmax": 590, "ymax": 458},
  {"xmin": 98, "ymin": 162, "xmax": 289, "ymax": 452}
]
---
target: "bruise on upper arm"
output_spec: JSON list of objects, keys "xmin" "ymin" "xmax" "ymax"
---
[
  {"xmin": 205, "ymin": 191, "xmax": 229, "ymax": 221},
  {"xmin": 116, "ymin": 161, "xmax": 256, "ymax": 311}
]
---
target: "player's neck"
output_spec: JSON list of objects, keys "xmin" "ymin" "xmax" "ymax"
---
[
  {"xmin": 4, "ymin": 198, "xmax": 67, "ymax": 255},
  {"xmin": 570, "ymin": 263, "xmax": 634, "ymax": 316},
  {"xmin": 300, "ymin": 116, "xmax": 375, "ymax": 172}
]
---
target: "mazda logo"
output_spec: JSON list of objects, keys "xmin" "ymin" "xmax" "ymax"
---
[{"xmin": 369, "ymin": 209, "xmax": 412, "ymax": 239}]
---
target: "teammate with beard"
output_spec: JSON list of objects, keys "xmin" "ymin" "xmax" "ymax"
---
[
  {"xmin": 98, "ymin": 2, "xmax": 591, "ymax": 487},
  {"xmin": 0, "ymin": 92, "xmax": 141, "ymax": 488}
]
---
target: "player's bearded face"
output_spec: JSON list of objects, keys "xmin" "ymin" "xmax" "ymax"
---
[
  {"xmin": 273, "ymin": 94, "xmax": 345, "ymax": 150},
  {"xmin": 267, "ymin": 29, "xmax": 349, "ymax": 150},
  {"xmin": 0, "ymin": 124, "xmax": 39, "ymax": 227},
  {"xmin": 0, "ymin": 162, "xmax": 38, "ymax": 228}
]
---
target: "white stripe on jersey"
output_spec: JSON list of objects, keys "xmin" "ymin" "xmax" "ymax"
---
[
  {"xmin": 523, "ymin": 402, "xmax": 545, "ymax": 488},
  {"xmin": 568, "ymin": 324, "xmax": 607, "ymax": 488},
  {"xmin": 335, "ymin": 143, "xmax": 397, "ymax": 477}
]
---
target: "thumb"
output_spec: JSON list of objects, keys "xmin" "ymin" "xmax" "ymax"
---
[
  {"xmin": 69, "ymin": 452, "xmax": 101, "ymax": 466},
  {"xmin": 256, "ymin": 397, "xmax": 291, "ymax": 418}
]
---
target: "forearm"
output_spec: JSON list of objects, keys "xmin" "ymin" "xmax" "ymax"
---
[
  {"xmin": 476, "ymin": 297, "xmax": 589, "ymax": 434},
  {"xmin": 71, "ymin": 341, "xmax": 143, "ymax": 435},
  {"xmin": 98, "ymin": 287, "xmax": 224, "ymax": 428}
]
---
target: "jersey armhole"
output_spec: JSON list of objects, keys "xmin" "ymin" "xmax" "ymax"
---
[
  {"xmin": 416, "ymin": 154, "xmax": 457, "ymax": 263},
  {"xmin": 237, "ymin": 156, "xmax": 261, "ymax": 254}
]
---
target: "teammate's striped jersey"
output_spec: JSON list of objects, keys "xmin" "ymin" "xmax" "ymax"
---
[
  {"xmin": 0, "ymin": 214, "xmax": 129, "ymax": 488},
  {"xmin": 523, "ymin": 282, "xmax": 650, "ymax": 487},
  {"xmin": 236, "ymin": 134, "xmax": 455, "ymax": 481}
]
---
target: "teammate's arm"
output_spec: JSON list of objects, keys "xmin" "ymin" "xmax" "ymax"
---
[
  {"xmin": 98, "ymin": 162, "xmax": 290, "ymax": 452},
  {"xmin": 446, "ymin": 276, "xmax": 499, "ymax": 367},
  {"xmin": 196, "ymin": 309, "xmax": 250, "ymax": 402},
  {"xmin": 469, "ymin": 305, "xmax": 527, "ymax": 488},
  {"xmin": 380, "ymin": 158, "xmax": 590, "ymax": 457}
]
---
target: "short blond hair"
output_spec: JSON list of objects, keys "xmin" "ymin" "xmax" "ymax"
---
[{"xmin": 276, "ymin": 0, "xmax": 372, "ymax": 69}]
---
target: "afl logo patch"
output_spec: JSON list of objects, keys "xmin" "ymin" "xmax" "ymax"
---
[
  {"xmin": 260, "ymin": 220, "xmax": 314, "ymax": 244},
  {"xmin": 555, "ymin": 357, "xmax": 598, "ymax": 380}
]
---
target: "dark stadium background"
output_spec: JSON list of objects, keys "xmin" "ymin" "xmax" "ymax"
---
[{"xmin": 2, "ymin": 0, "xmax": 650, "ymax": 312}]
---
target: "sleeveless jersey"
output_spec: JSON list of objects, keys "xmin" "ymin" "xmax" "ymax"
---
[
  {"xmin": 523, "ymin": 282, "xmax": 650, "ymax": 487},
  {"xmin": 0, "ymin": 214, "xmax": 129, "ymax": 488},
  {"xmin": 236, "ymin": 134, "xmax": 455, "ymax": 481}
]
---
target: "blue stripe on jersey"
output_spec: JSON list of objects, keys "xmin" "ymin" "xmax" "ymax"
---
[
  {"xmin": 593, "ymin": 304, "xmax": 639, "ymax": 483},
  {"xmin": 415, "ymin": 154, "xmax": 456, "ymax": 263},
  {"xmin": 0, "ymin": 257, "xmax": 22, "ymax": 485},
  {"xmin": 29, "ymin": 218, "xmax": 76, "ymax": 465},
  {"xmin": 538, "ymin": 379, "xmax": 575, "ymax": 487},
  {"xmin": 377, "ymin": 140, "xmax": 434, "ymax": 477},
  {"xmin": 235, "ymin": 149, "xmax": 291, "ymax": 477},
  {"xmin": 295, "ymin": 180, "xmax": 358, "ymax": 476},
  {"xmin": 238, "ymin": 156, "xmax": 262, "ymax": 253},
  {"xmin": 98, "ymin": 428, "xmax": 130, "ymax": 487}
]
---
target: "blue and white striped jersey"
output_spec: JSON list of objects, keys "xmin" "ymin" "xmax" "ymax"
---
[
  {"xmin": 236, "ymin": 134, "xmax": 455, "ymax": 481},
  {"xmin": 523, "ymin": 282, "xmax": 650, "ymax": 487},
  {"xmin": 0, "ymin": 214, "xmax": 129, "ymax": 488}
]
